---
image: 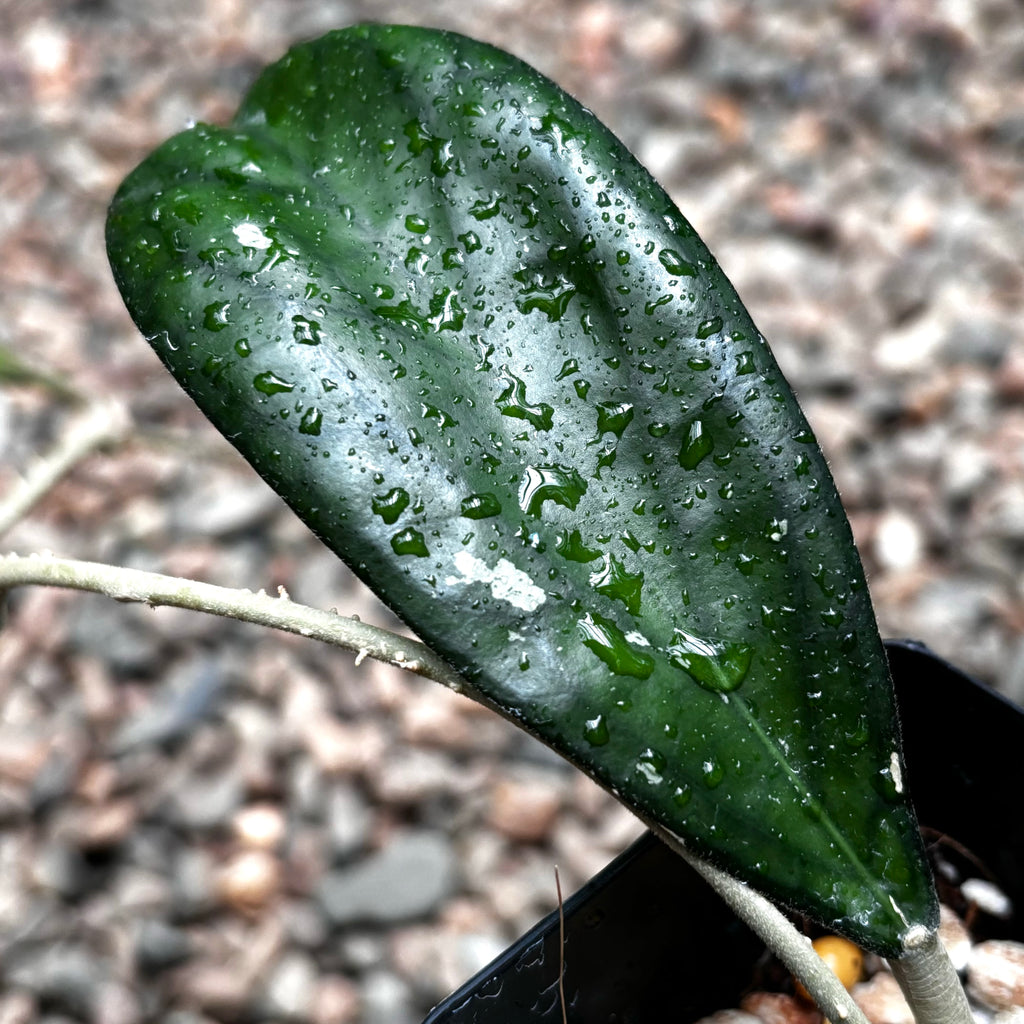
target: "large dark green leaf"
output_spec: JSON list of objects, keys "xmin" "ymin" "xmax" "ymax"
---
[{"xmin": 106, "ymin": 24, "xmax": 935, "ymax": 953}]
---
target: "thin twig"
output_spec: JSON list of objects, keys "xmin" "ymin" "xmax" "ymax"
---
[
  {"xmin": 0, "ymin": 402, "xmax": 132, "ymax": 538},
  {"xmin": 0, "ymin": 552, "xmax": 474, "ymax": 697}
]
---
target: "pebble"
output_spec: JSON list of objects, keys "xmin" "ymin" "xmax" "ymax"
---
[
  {"xmin": 166, "ymin": 767, "xmax": 245, "ymax": 832},
  {"xmin": 70, "ymin": 798, "xmax": 138, "ymax": 850},
  {"xmin": 852, "ymin": 972, "xmax": 914, "ymax": 1024},
  {"xmin": 873, "ymin": 509, "xmax": 925, "ymax": 574},
  {"xmin": 324, "ymin": 782, "xmax": 373, "ymax": 861},
  {"xmin": 5, "ymin": 943, "xmax": 106, "ymax": 1019},
  {"xmin": 0, "ymin": 991, "xmax": 36, "ymax": 1024},
  {"xmin": 938, "ymin": 903, "xmax": 974, "ymax": 972},
  {"xmin": 318, "ymin": 830, "xmax": 457, "ymax": 926},
  {"xmin": 311, "ymin": 975, "xmax": 361, "ymax": 1024},
  {"xmin": 398, "ymin": 688, "xmax": 475, "ymax": 749},
  {"xmin": 260, "ymin": 950, "xmax": 318, "ymax": 1021},
  {"xmin": 370, "ymin": 747, "xmax": 457, "ymax": 805},
  {"xmin": 969, "ymin": 941, "xmax": 1024, "ymax": 1011},
  {"xmin": 360, "ymin": 970, "xmax": 416, "ymax": 1024},
  {"xmin": 31, "ymin": 840, "xmax": 91, "ymax": 901},
  {"xmin": 93, "ymin": 979, "xmax": 141, "ymax": 1024},
  {"xmin": 487, "ymin": 774, "xmax": 563, "ymax": 844},
  {"xmin": 216, "ymin": 849, "xmax": 282, "ymax": 914},
  {"xmin": 303, "ymin": 718, "xmax": 387, "ymax": 777},
  {"xmin": 174, "ymin": 963, "xmax": 252, "ymax": 1019},
  {"xmin": 692, "ymin": 1013, "xmax": 761, "ymax": 1024},
  {"xmin": 111, "ymin": 659, "xmax": 225, "ymax": 754},
  {"xmin": 962, "ymin": 878, "xmax": 1014, "ymax": 920},
  {"xmin": 390, "ymin": 923, "xmax": 508, "ymax": 1003},
  {"xmin": 134, "ymin": 918, "xmax": 193, "ymax": 974},
  {"xmin": 172, "ymin": 476, "xmax": 283, "ymax": 537},
  {"xmin": 169, "ymin": 847, "xmax": 217, "ymax": 920},
  {"xmin": 232, "ymin": 803, "xmax": 287, "ymax": 851},
  {"xmin": 738, "ymin": 992, "xmax": 821, "ymax": 1024}
]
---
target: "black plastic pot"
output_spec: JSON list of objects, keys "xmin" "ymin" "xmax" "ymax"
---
[{"xmin": 423, "ymin": 640, "xmax": 1024, "ymax": 1023}]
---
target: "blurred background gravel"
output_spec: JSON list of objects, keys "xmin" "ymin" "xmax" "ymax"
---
[{"xmin": 0, "ymin": 1, "xmax": 1022, "ymax": 1022}]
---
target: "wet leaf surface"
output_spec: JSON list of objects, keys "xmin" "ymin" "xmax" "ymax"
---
[{"xmin": 106, "ymin": 24, "xmax": 936, "ymax": 953}]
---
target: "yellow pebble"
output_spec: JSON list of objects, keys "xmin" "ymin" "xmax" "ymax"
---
[{"xmin": 795, "ymin": 935, "xmax": 864, "ymax": 1001}]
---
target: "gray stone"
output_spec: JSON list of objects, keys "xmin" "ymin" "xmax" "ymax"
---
[
  {"xmin": 166, "ymin": 766, "xmax": 244, "ymax": 832},
  {"xmin": 173, "ymin": 475, "xmax": 283, "ymax": 537},
  {"xmin": 111, "ymin": 659, "xmax": 225, "ymax": 754},
  {"xmin": 169, "ymin": 847, "xmax": 217, "ymax": 920},
  {"xmin": 260, "ymin": 952, "xmax": 318, "ymax": 1021},
  {"xmin": 360, "ymin": 971, "xmax": 415, "ymax": 1024},
  {"xmin": 318, "ymin": 831, "xmax": 457, "ymax": 926},
  {"xmin": 135, "ymin": 919, "xmax": 193, "ymax": 973},
  {"xmin": 325, "ymin": 783, "xmax": 372, "ymax": 861},
  {"xmin": 31, "ymin": 840, "xmax": 90, "ymax": 901},
  {"xmin": 288, "ymin": 756, "xmax": 326, "ymax": 820},
  {"xmin": 66, "ymin": 596, "xmax": 161, "ymax": 676},
  {"xmin": 6, "ymin": 944, "xmax": 105, "ymax": 1018}
]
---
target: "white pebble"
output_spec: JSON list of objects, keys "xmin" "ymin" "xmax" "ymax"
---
[
  {"xmin": 963, "ymin": 878, "xmax": 1014, "ymax": 920},
  {"xmin": 873, "ymin": 509, "xmax": 924, "ymax": 573},
  {"xmin": 969, "ymin": 941, "xmax": 1024, "ymax": 1011}
]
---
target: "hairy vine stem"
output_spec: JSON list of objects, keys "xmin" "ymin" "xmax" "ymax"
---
[
  {"xmin": 891, "ymin": 927, "xmax": 974, "ymax": 1024},
  {"xmin": 0, "ymin": 551, "xmax": 475, "ymax": 698}
]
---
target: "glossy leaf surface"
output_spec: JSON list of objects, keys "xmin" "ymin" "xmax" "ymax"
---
[{"xmin": 106, "ymin": 25, "xmax": 935, "ymax": 953}]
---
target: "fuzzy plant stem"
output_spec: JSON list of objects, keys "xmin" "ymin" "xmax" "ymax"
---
[
  {"xmin": 0, "ymin": 552, "xmax": 474, "ymax": 697},
  {"xmin": 890, "ymin": 926, "xmax": 974, "ymax": 1024}
]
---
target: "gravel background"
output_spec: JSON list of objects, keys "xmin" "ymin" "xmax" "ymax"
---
[{"xmin": 1, "ymin": 1, "xmax": 1022, "ymax": 1022}]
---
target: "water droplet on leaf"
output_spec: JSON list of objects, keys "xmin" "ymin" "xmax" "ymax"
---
[
  {"xmin": 496, "ymin": 367, "xmax": 554, "ymax": 430},
  {"xmin": 658, "ymin": 248, "xmax": 696, "ymax": 277},
  {"xmin": 518, "ymin": 464, "xmax": 587, "ymax": 517},
  {"xmin": 678, "ymin": 419, "xmax": 713, "ymax": 469},
  {"xmin": 578, "ymin": 612, "xmax": 655, "ymax": 679},
  {"xmin": 391, "ymin": 527, "xmax": 429, "ymax": 557},
  {"xmin": 668, "ymin": 629, "xmax": 753, "ymax": 693},
  {"xmin": 460, "ymin": 493, "xmax": 502, "ymax": 519},
  {"xmin": 583, "ymin": 715, "xmax": 610, "ymax": 746},
  {"xmin": 372, "ymin": 487, "xmax": 411, "ymax": 525}
]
